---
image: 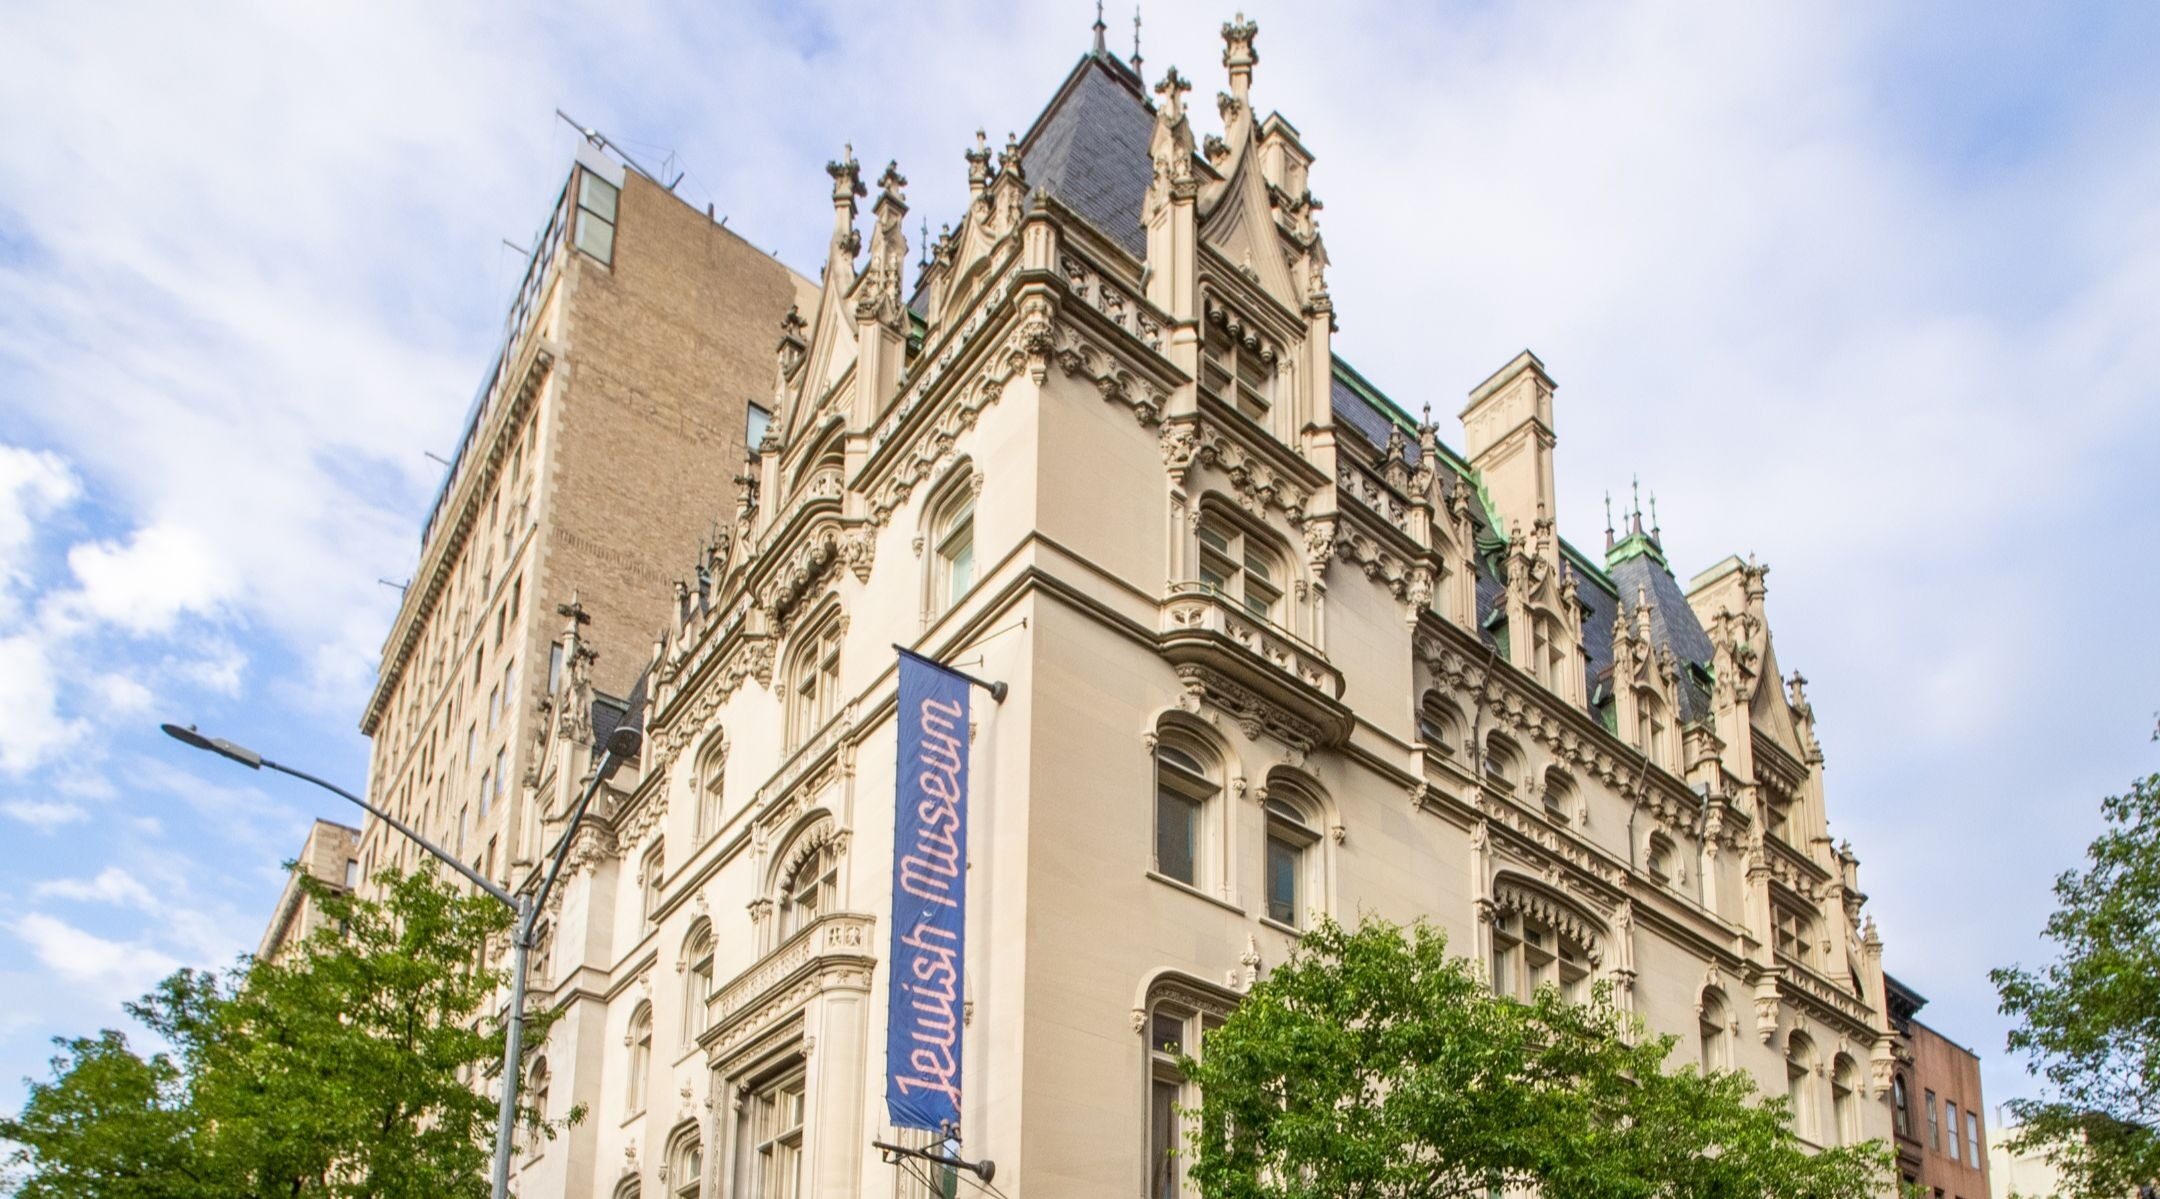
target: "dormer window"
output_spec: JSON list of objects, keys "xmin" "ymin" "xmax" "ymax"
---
[{"xmin": 1200, "ymin": 301, "xmax": 1274, "ymax": 424}]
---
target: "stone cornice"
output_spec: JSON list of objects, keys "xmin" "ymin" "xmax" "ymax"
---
[
  {"xmin": 363, "ymin": 336, "xmax": 558, "ymax": 734},
  {"xmin": 698, "ymin": 912, "xmax": 877, "ymax": 1058}
]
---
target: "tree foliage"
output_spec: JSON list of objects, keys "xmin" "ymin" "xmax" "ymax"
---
[
  {"xmin": 1182, "ymin": 916, "xmax": 1890, "ymax": 1199},
  {"xmin": 1992, "ymin": 769, "xmax": 2160, "ymax": 1198},
  {"xmin": 2, "ymin": 867, "xmax": 566, "ymax": 1199}
]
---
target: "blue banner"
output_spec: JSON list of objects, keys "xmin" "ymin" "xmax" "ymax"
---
[{"xmin": 886, "ymin": 650, "xmax": 971, "ymax": 1132}]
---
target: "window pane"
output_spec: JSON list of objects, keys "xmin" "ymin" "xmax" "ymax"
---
[
  {"xmin": 574, "ymin": 209, "xmax": 615, "ymax": 262},
  {"xmin": 1156, "ymin": 790, "xmax": 1199, "ymax": 884},
  {"xmin": 1150, "ymin": 1077, "xmax": 1180, "ymax": 1199},
  {"xmin": 578, "ymin": 171, "xmax": 619, "ymax": 222},
  {"xmin": 1266, "ymin": 835, "xmax": 1298, "ymax": 925},
  {"xmin": 1151, "ymin": 1012, "xmax": 1184, "ymax": 1055}
]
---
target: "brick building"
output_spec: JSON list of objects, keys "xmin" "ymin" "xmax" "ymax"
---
[{"xmin": 1888, "ymin": 975, "xmax": 1993, "ymax": 1199}]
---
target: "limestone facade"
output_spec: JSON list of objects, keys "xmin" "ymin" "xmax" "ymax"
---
[{"xmin": 363, "ymin": 22, "xmax": 1903, "ymax": 1199}]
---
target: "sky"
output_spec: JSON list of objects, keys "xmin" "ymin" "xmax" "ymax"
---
[{"xmin": 1, "ymin": 0, "xmax": 2155, "ymax": 1120}]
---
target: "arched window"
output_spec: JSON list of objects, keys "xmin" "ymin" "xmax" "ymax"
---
[
  {"xmin": 1145, "ymin": 979, "xmax": 1237, "ymax": 1199},
  {"xmin": 1417, "ymin": 692, "xmax": 1464, "ymax": 757},
  {"xmin": 1261, "ymin": 785, "xmax": 1321, "ymax": 930},
  {"xmin": 669, "ymin": 1128, "xmax": 704, "ymax": 1199},
  {"xmin": 522, "ymin": 1057, "xmax": 550, "ymax": 1158},
  {"xmin": 1892, "ymin": 1072, "xmax": 1913, "ymax": 1139},
  {"xmin": 694, "ymin": 733, "xmax": 727, "ymax": 841},
  {"xmin": 1637, "ymin": 691, "xmax": 1670, "ymax": 768},
  {"xmin": 1646, "ymin": 834, "xmax": 1676, "ymax": 885},
  {"xmin": 1153, "ymin": 734, "xmax": 1221, "ymax": 889},
  {"xmin": 785, "ymin": 614, "xmax": 843, "ymax": 747},
  {"xmin": 1483, "ymin": 733, "xmax": 1523, "ymax": 792},
  {"xmin": 1490, "ymin": 904, "xmax": 1591, "ymax": 1004},
  {"xmin": 1831, "ymin": 1054, "xmax": 1859, "ymax": 1146},
  {"xmin": 1786, "ymin": 1032, "xmax": 1818, "ymax": 1141},
  {"xmin": 682, "ymin": 922, "xmax": 715, "ymax": 1043},
  {"xmin": 1698, "ymin": 988, "xmax": 1730, "ymax": 1073},
  {"xmin": 613, "ymin": 1180, "xmax": 642, "ymax": 1199},
  {"xmin": 625, "ymin": 1002, "xmax": 653, "ymax": 1114},
  {"xmin": 1542, "ymin": 767, "xmax": 1577, "ymax": 826},
  {"xmin": 779, "ymin": 839, "xmax": 839, "ymax": 940},
  {"xmin": 1196, "ymin": 514, "xmax": 1284, "ymax": 622},
  {"xmin": 641, "ymin": 841, "xmax": 666, "ymax": 925},
  {"xmin": 929, "ymin": 484, "xmax": 976, "ymax": 616}
]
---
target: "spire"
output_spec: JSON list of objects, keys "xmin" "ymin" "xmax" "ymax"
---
[
  {"xmin": 1092, "ymin": 0, "xmax": 1107, "ymax": 54},
  {"xmin": 1131, "ymin": 5, "xmax": 1144, "ymax": 75},
  {"xmin": 1648, "ymin": 492, "xmax": 1662, "ymax": 545},
  {"xmin": 1604, "ymin": 491, "xmax": 1615, "ymax": 552},
  {"xmin": 825, "ymin": 144, "xmax": 865, "ymax": 258},
  {"xmin": 1628, "ymin": 474, "xmax": 1645, "ymax": 537},
  {"xmin": 1221, "ymin": 12, "xmax": 1258, "ymax": 109}
]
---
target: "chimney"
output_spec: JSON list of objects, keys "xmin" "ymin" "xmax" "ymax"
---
[{"xmin": 1459, "ymin": 350, "xmax": 1557, "ymax": 534}]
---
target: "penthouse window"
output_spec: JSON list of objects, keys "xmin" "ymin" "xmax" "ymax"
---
[{"xmin": 574, "ymin": 170, "xmax": 619, "ymax": 265}]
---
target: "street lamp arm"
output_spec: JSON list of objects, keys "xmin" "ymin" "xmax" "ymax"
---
[
  {"xmin": 260, "ymin": 756, "xmax": 518, "ymax": 910},
  {"xmin": 518, "ymin": 726, "xmax": 642, "ymax": 937}
]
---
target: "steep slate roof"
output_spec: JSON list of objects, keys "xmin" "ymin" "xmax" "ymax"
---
[
  {"xmin": 1006, "ymin": 44, "xmax": 1719, "ymax": 726},
  {"xmin": 1018, "ymin": 50, "xmax": 1157, "ymax": 259}
]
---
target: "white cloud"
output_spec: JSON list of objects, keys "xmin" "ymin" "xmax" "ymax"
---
[
  {"xmin": 0, "ymin": 634, "xmax": 86, "ymax": 774},
  {"xmin": 11, "ymin": 913, "xmax": 181, "ymax": 1006},
  {"xmin": 1, "ymin": 799, "xmax": 88, "ymax": 832},
  {"xmin": 35, "ymin": 867, "xmax": 156, "ymax": 910},
  {"xmin": 58, "ymin": 523, "xmax": 233, "ymax": 637},
  {"xmin": 0, "ymin": 445, "xmax": 77, "ymax": 602}
]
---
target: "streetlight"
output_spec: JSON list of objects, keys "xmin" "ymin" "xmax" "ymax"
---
[{"xmin": 161, "ymin": 719, "xmax": 643, "ymax": 1199}]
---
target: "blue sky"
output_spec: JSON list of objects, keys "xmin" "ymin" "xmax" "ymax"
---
[{"xmin": 2, "ymin": 0, "xmax": 2155, "ymax": 1119}]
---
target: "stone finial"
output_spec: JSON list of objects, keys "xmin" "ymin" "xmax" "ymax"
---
[
  {"xmin": 1092, "ymin": 0, "xmax": 1108, "ymax": 54},
  {"xmin": 1221, "ymin": 12, "xmax": 1258, "ymax": 104},
  {"xmin": 826, "ymin": 144, "xmax": 866, "ymax": 255},
  {"xmin": 997, "ymin": 130, "xmax": 1025, "ymax": 182},
  {"xmin": 1131, "ymin": 5, "xmax": 1144, "ymax": 75},
  {"xmin": 1154, "ymin": 65, "xmax": 1192, "ymax": 126},
  {"xmin": 965, "ymin": 129, "xmax": 992, "ymax": 197},
  {"xmin": 875, "ymin": 160, "xmax": 908, "ymax": 207}
]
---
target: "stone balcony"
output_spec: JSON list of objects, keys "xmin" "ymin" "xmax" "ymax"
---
[
  {"xmin": 1157, "ymin": 584, "xmax": 1352, "ymax": 749},
  {"xmin": 702, "ymin": 912, "xmax": 877, "ymax": 1056}
]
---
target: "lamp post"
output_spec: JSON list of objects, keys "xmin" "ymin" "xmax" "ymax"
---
[{"xmin": 161, "ymin": 720, "xmax": 642, "ymax": 1199}]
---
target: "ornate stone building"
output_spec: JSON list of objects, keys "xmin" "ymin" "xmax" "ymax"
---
[
  {"xmin": 377, "ymin": 20, "xmax": 1903, "ymax": 1199},
  {"xmin": 256, "ymin": 818, "xmax": 360, "ymax": 961}
]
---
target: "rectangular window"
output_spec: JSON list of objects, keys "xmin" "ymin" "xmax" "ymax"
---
[
  {"xmin": 547, "ymin": 642, "xmax": 565, "ymax": 695},
  {"xmin": 478, "ymin": 771, "xmax": 491, "ymax": 819},
  {"xmin": 488, "ymin": 685, "xmax": 501, "ymax": 732},
  {"xmin": 573, "ymin": 170, "xmax": 619, "ymax": 264},
  {"xmin": 494, "ymin": 749, "xmax": 506, "ymax": 803},
  {"xmin": 1926, "ymin": 1090, "xmax": 1940, "ymax": 1150},
  {"xmin": 1965, "ymin": 1110, "xmax": 1981, "ymax": 1167},
  {"xmin": 737, "ymin": 1069, "xmax": 805, "ymax": 1199},
  {"xmin": 495, "ymin": 604, "xmax": 506, "ymax": 646},
  {"xmin": 1265, "ymin": 834, "xmax": 1298, "ymax": 925},
  {"xmin": 1155, "ymin": 789, "xmax": 1200, "ymax": 885},
  {"xmin": 1946, "ymin": 1101, "xmax": 1961, "ymax": 1161},
  {"xmin": 747, "ymin": 401, "xmax": 772, "ymax": 452}
]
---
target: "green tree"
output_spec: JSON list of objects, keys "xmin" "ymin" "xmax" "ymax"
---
[
  {"xmin": 3, "ymin": 867, "xmax": 566, "ymax": 1199},
  {"xmin": 1182, "ymin": 916, "xmax": 1890, "ymax": 1199},
  {"xmin": 1992, "ymin": 768, "xmax": 2160, "ymax": 1199}
]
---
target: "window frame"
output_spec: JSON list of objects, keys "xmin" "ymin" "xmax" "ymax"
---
[
  {"xmin": 1195, "ymin": 514, "xmax": 1285, "ymax": 623},
  {"xmin": 785, "ymin": 616, "xmax": 844, "ymax": 748},
  {"xmin": 683, "ymin": 923, "xmax": 715, "ymax": 1043},
  {"xmin": 1198, "ymin": 299, "xmax": 1276, "ymax": 426},
  {"xmin": 1261, "ymin": 794, "xmax": 1319, "ymax": 930},
  {"xmin": 1152, "ymin": 740, "xmax": 1218, "ymax": 889},
  {"xmin": 1489, "ymin": 905, "xmax": 1590, "ymax": 1004},
  {"xmin": 929, "ymin": 487, "xmax": 977, "ymax": 617},
  {"xmin": 777, "ymin": 839, "xmax": 840, "ymax": 942},
  {"xmin": 626, "ymin": 1002, "xmax": 654, "ymax": 1114},
  {"xmin": 734, "ymin": 1064, "xmax": 807, "ymax": 1199},
  {"xmin": 1146, "ymin": 996, "xmax": 1228, "ymax": 1199},
  {"xmin": 574, "ymin": 169, "xmax": 620, "ymax": 265}
]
